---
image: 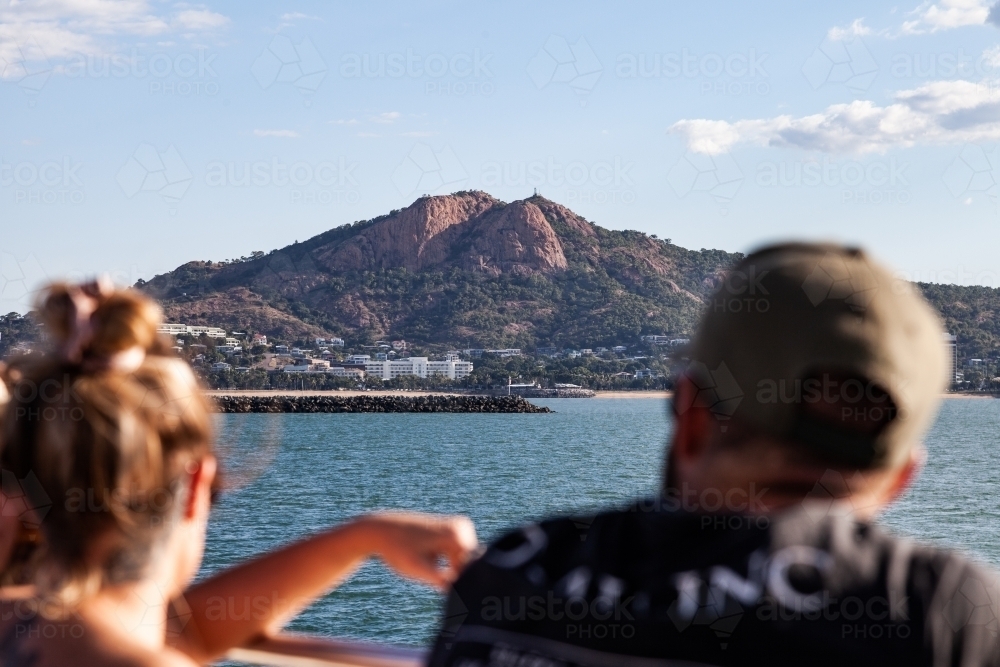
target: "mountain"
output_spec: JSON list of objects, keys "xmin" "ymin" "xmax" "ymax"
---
[
  {"xmin": 138, "ymin": 190, "xmax": 1000, "ymax": 361},
  {"xmin": 139, "ymin": 191, "xmax": 739, "ymax": 349}
]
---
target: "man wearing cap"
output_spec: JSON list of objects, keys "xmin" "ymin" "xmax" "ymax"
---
[{"xmin": 429, "ymin": 243, "xmax": 999, "ymax": 666}]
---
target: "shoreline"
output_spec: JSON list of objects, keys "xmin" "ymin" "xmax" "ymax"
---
[
  {"xmin": 206, "ymin": 389, "xmax": 994, "ymax": 400},
  {"xmin": 206, "ymin": 389, "xmax": 674, "ymax": 399}
]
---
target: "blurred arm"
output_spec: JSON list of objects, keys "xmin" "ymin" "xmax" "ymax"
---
[{"xmin": 171, "ymin": 512, "xmax": 477, "ymax": 664}]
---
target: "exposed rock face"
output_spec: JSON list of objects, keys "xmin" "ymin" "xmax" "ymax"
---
[
  {"xmin": 316, "ymin": 192, "xmax": 568, "ymax": 275},
  {"xmin": 142, "ymin": 190, "xmax": 741, "ymax": 347},
  {"xmin": 462, "ymin": 200, "xmax": 568, "ymax": 275}
]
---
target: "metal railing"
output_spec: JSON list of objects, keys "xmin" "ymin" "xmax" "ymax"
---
[{"xmin": 227, "ymin": 634, "xmax": 426, "ymax": 667}]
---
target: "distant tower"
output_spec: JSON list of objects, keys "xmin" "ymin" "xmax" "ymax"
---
[
  {"xmin": 943, "ymin": 333, "xmax": 958, "ymax": 383},
  {"xmin": 533, "ymin": 188, "xmax": 538, "ymax": 196}
]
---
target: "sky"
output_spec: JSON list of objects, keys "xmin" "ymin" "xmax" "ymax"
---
[{"xmin": 3, "ymin": 0, "xmax": 1000, "ymax": 313}]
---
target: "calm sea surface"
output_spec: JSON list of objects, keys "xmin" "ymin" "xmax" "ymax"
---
[{"xmin": 200, "ymin": 396, "xmax": 1000, "ymax": 648}]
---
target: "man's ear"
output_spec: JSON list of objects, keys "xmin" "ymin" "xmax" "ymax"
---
[
  {"xmin": 882, "ymin": 445, "xmax": 924, "ymax": 505},
  {"xmin": 671, "ymin": 374, "xmax": 716, "ymax": 466},
  {"xmin": 185, "ymin": 456, "xmax": 217, "ymax": 520}
]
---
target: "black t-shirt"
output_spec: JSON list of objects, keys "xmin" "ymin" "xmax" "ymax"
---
[{"xmin": 429, "ymin": 500, "xmax": 1000, "ymax": 667}]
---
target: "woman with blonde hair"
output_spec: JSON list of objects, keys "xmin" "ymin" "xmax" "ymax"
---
[{"xmin": 0, "ymin": 279, "xmax": 477, "ymax": 666}]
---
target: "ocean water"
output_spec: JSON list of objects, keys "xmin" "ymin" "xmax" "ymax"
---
[{"xmin": 200, "ymin": 396, "xmax": 1000, "ymax": 649}]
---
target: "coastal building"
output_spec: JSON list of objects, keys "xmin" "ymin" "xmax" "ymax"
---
[
  {"xmin": 462, "ymin": 349, "xmax": 485, "ymax": 358},
  {"xmin": 488, "ymin": 348, "xmax": 522, "ymax": 357},
  {"xmin": 274, "ymin": 345, "xmax": 289, "ymax": 353},
  {"xmin": 210, "ymin": 362, "xmax": 231, "ymax": 371},
  {"xmin": 186, "ymin": 325, "xmax": 227, "ymax": 338},
  {"xmin": 944, "ymin": 333, "xmax": 958, "ymax": 382},
  {"xmin": 613, "ymin": 345, "xmax": 628, "ymax": 353},
  {"xmin": 428, "ymin": 359, "xmax": 473, "ymax": 379},
  {"xmin": 157, "ymin": 323, "xmax": 227, "ymax": 338},
  {"xmin": 331, "ymin": 366, "xmax": 365, "ymax": 379},
  {"xmin": 364, "ymin": 357, "xmax": 473, "ymax": 381},
  {"xmin": 315, "ymin": 337, "xmax": 345, "ymax": 347},
  {"xmin": 346, "ymin": 354, "xmax": 371, "ymax": 365},
  {"xmin": 641, "ymin": 335, "xmax": 671, "ymax": 345},
  {"xmin": 158, "ymin": 323, "xmax": 188, "ymax": 336},
  {"xmin": 252, "ymin": 333, "xmax": 268, "ymax": 346},
  {"xmin": 635, "ymin": 368, "xmax": 659, "ymax": 379}
]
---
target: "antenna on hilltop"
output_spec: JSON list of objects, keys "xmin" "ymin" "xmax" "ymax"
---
[{"xmin": 533, "ymin": 188, "xmax": 538, "ymax": 196}]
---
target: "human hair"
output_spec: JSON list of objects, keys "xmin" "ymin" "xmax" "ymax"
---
[{"xmin": 0, "ymin": 280, "xmax": 214, "ymax": 605}]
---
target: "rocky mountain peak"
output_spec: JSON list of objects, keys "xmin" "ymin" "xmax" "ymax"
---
[{"xmin": 316, "ymin": 191, "xmax": 568, "ymax": 275}]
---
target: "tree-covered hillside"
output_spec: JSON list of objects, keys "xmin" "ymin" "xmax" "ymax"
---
[{"xmin": 140, "ymin": 192, "xmax": 741, "ymax": 350}]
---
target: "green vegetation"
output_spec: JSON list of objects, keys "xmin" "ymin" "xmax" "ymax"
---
[
  {"xmin": 918, "ymin": 283, "xmax": 1000, "ymax": 361},
  {"xmin": 139, "ymin": 197, "xmax": 741, "ymax": 351},
  {"xmin": 0, "ymin": 313, "xmax": 40, "ymax": 358},
  {"xmin": 8, "ymin": 194, "xmax": 1000, "ymax": 393}
]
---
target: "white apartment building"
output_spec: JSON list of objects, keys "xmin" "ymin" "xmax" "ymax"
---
[
  {"xmin": 315, "ymin": 337, "xmax": 346, "ymax": 347},
  {"xmin": 331, "ymin": 367, "xmax": 365, "ymax": 379},
  {"xmin": 488, "ymin": 348, "xmax": 522, "ymax": 357},
  {"xmin": 364, "ymin": 357, "xmax": 473, "ymax": 381},
  {"xmin": 158, "ymin": 323, "xmax": 227, "ymax": 338},
  {"xmin": 186, "ymin": 325, "xmax": 227, "ymax": 338}
]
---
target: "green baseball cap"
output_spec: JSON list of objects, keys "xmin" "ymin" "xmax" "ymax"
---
[{"xmin": 681, "ymin": 242, "xmax": 949, "ymax": 469}]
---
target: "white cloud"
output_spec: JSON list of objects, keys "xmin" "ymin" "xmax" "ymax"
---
[
  {"xmin": 670, "ymin": 78, "xmax": 1000, "ymax": 154},
  {"xmin": 253, "ymin": 129, "xmax": 300, "ymax": 138},
  {"xmin": 371, "ymin": 111, "xmax": 401, "ymax": 124},
  {"xmin": 0, "ymin": 1, "xmax": 228, "ymax": 72},
  {"xmin": 984, "ymin": 45, "xmax": 1000, "ymax": 66},
  {"xmin": 173, "ymin": 9, "xmax": 229, "ymax": 31},
  {"xmin": 902, "ymin": 0, "xmax": 993, "ymax": 33},
  {"xmin": 280, "ymin": 12, "xmax": 320, "ymax": 21},
  {"xmin": 828, "ymin": 18, "xmax": 874, "ymax": 40}
]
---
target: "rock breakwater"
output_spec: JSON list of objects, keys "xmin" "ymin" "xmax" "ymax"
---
[{"xmin": 214, "ymin": 394, "xmax": 551, "ymax": 413}]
